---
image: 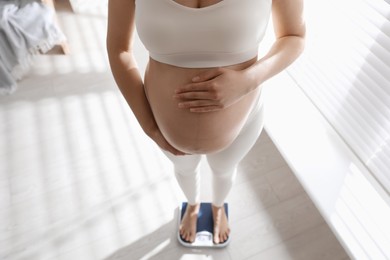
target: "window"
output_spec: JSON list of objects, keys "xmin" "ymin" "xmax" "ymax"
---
[{"xmin": 287, "ymin": 0, "xmax": 390, "ymax": 193}]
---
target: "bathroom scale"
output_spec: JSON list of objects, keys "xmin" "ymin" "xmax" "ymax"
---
[{"xmin": 178, "ymin": 202, "xmax": 230, "ymax": 248}]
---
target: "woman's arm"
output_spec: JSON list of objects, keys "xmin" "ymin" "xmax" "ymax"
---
[
  {"xmin": 107, "ymin": 0, "xmax": 186, "ymax": 155},
  {"xmin": 173, "ymin": 0, "xmax": 305, "ymax": 112},
  {"xmin": 243, "ymin": 0, "xmax": 306, "ymax": 89}
]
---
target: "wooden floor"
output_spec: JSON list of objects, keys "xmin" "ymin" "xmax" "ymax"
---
[{"xmin": 0, "ymin": 4, "xmax": 349, "ymax": 260}]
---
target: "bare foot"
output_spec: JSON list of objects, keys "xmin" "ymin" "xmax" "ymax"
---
[
  {"xmin": 212, "ymin": 204, "xmax": 230, "ymax": 244},
  {"xmin": 180, "ymin": 203, "xmax": 200, "ymax": 243}
]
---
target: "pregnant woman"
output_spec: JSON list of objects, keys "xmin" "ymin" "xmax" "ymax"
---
[{"xmin": 107, "ymin": 0, "xmax": 305, "ymax": 244}]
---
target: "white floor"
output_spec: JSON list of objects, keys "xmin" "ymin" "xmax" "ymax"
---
[{"xmin": 0, "ymin": 4, "xmax": 349, "ymax": 260}]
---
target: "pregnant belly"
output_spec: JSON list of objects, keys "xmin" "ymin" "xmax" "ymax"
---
[{"xmin": 144, "ymin": 57, "xmax": 260, "ymax": 154}]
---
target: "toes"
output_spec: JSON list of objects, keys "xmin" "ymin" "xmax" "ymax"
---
[
  {"xmin": 186, "ymin": 232, "xmax": 195, "ymax": 243},
  {"xmin": 189, "ymin": 232, "xmax": 196, "ymax": 243},
  {"xmin": 223, "ymin": 228, "xmax": 230, "ymax": 241},
  {"xmin": 213, "ymin": 230, "xmax": 220, "ymax": 244},
  {"xmin": 180, "ymin": 227, "xmax": 188, "ymax": 241},
  {"xmin": 186, "ymin": 233, "xmax": 191, "ymax": 242},
  {"xmin": 214, "ymin": 236, "xmax": 220, "ymax": 244},
  {"xmin": 184, "ymin": 232, "xmax": 191, "ymax": 242},
  {"xmin": 214, "ymin": 229, "xmax": 230, "ymax": 244},
  {"xmin": 219, "ymin": 233, "xmax": 224, "ymax": 243},
  {"xmin": 181, "ymin": 230, "xmax": 195, "ymax": 243},
  {"xmin": 220, "ymin": 233, "xmax": 224, "ymax": 243},
  {"xmin": 222, "ymin": 232, "xmax": 228, "ymax": 242}
]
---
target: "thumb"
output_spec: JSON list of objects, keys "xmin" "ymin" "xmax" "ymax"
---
[{"xmin": 192, "ymin": 67, "xmax": 225, "ymax": 82}]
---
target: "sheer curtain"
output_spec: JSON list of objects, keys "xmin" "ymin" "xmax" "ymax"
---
[{"xmin": 287, "ymin": 0, "xmax": 390, "ymax": 193}]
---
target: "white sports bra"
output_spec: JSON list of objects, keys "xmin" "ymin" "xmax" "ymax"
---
[{"xmin": 134, "ymin": 0, "xmax": 272, "ymax": 68}]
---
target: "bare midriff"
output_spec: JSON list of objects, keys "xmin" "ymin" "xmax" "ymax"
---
[{"xmin": 143, "ymin": 56, "xmax": 261, "ymax": 154}]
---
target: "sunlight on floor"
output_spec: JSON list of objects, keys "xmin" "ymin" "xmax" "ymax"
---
[
  {"xmin": 0, "ymin": 80, "xmax": 183, "ymax": 258},
  {"xmin": 139, "ymin": 239, "xmax": 171, "ymax": 260},
  {"xmin": 0, "ymin": 4, "xmax": 183, "ymax": 257}
]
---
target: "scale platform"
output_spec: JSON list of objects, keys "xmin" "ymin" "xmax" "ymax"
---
[{"xmin": 178, "ymin": 202, "xmax": 230, "ymax": 248}]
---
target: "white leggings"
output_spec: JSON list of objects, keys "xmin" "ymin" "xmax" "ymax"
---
[{"xmin": 163, "ymin": 94, "xmax": 265, "ymax": 207}]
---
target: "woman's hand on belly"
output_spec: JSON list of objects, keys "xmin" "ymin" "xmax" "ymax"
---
[
  {"xmin": 173, "ymin": 67, "xmax": 257, "ymax": 113},
  {"xmin": 144, "ymin": 57, "xmax": 260, "ymax": 154}
]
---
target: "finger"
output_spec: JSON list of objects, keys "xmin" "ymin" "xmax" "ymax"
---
[
  {"xmin": 178, "ymin": 99, "xmax": 221, "ymax": 109},
  {"xmin": 175, "ymin": 81, "xmax": 211, "ymax": 94},
  {"xmin": 178, "ymin": 100, "xmax": 223, "ymax": 112},
  {"xmin": 189, "ymin": 106, "xmax": 223, "ymax": 113},
  {"xmin": 192, "ymin": 67, "xmax": 225, "ymax": 82},
  {"xmin": 174, "ymin": 90, "xmax": 218, "ymax": 101}
]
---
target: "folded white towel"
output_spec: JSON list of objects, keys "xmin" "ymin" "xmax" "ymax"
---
[{"xmin": 0, "ymin": 0, "xmax": 65, "ymax": 95}]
